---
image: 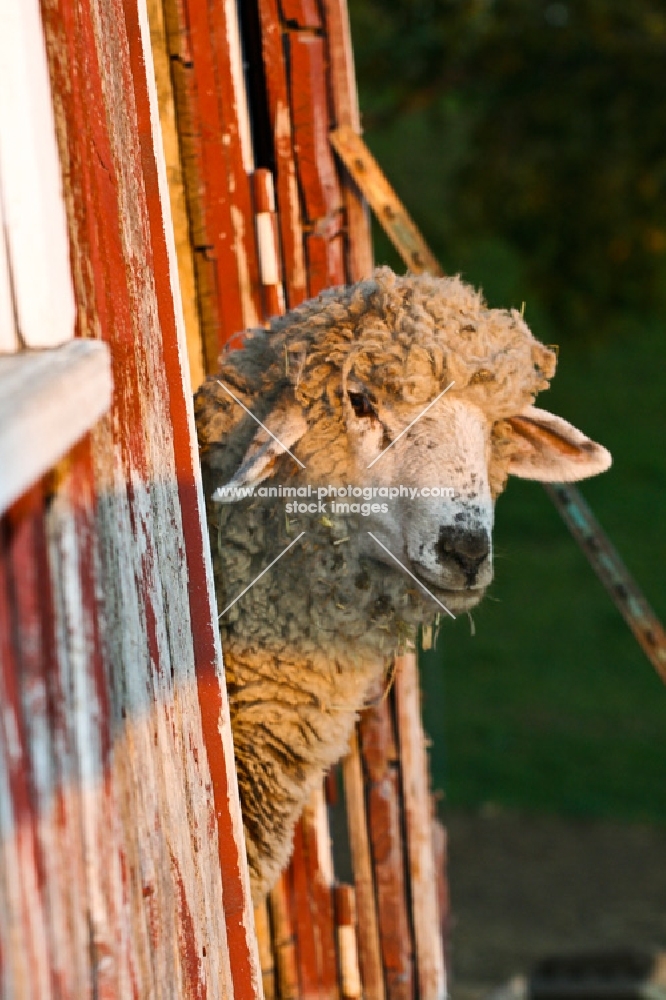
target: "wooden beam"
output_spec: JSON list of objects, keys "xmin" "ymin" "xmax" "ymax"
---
[
  {"xmin": 0, "ymin": 342, "xmax": 111, "ymax": 515},
  {"xmin": 330, "ymin": 126, "xmax": 442, "ymax": 277}
]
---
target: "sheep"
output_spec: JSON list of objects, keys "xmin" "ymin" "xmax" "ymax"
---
[{"xmin": 194, "ymin": 267, "xmax": 611, "ymax": 900}]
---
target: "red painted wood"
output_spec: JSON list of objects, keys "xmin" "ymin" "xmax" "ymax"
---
[
  {"xmin": 359, "ymin": 700, "xmax": 415, "ymax": 1000},
  {"xmin": 279, "ymin": 0, "xmax": 322, "ymax": 29},
  {"xmin": 123, "ymin": 4, "xmax": 261, "ymax": 997},
  {"xmin": 290, "ymin": 819, "xmax": 322, "ymax": 1000},
  {"xmin": 288, "ymin": 32, "xmax": 342, "ymax": 224},
  {"xmin": 253, "ymin": 168, "xmax": 286, "ymax": 319},
  {"xmin": 256, "ymin": 0, "xmax": 308, "ymax": 308},
  {"xmin": 171, "ymin": 0, "xmax": 261, "ymax": 356},
  {"xmin": 35, "ymin": 0, "xmax": 260, "ymax": 994},
  {"xmin": 302, "ymin": 808, "xmax": 340, "ymax": 1000},
  {"xmin": 307, "ymin": 231, "xmax": 346, "ymax": 297},
  {"xmin": 0, "ymin": 489, "xmax": 56, "ymax": 998}
]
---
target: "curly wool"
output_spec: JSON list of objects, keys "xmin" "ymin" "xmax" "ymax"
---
[{"xmin": 195, "ymin": 268, "xmax": 558, "ymax": 899}]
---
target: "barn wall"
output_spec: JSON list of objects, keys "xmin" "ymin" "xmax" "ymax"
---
[{"xmin": 0, "ymin": 0, "xmax": 261, "ymax": 995}]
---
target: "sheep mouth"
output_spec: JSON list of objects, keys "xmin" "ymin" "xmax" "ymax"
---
[{"xmin": 413, "ymin": 578, "xmax": 486, "ymax": 614}]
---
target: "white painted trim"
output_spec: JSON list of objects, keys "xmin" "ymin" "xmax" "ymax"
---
[
  {"xmin": 0, "ymin": 189, "xmax": 18, "ymax": 352},
  {"xmin": 0, "ymin": 341, "xmax": 112, "ymax": 513},
  {"xmin": 0, "ymin": 0, "xmax": 75, "ymax": 348},
  {"xmin": 256, "ymin": 213, "xmax": 279, "ymax": 286}
]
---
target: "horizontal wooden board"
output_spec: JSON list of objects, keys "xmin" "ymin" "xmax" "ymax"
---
[{"xmin": 0, "ymin": 341, "xmax": 112, "ymax": 515}]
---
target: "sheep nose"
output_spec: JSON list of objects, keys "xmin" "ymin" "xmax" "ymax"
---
[{"xmin": 436, "ymin": 526, "xmax": 490, "ymax": 585}]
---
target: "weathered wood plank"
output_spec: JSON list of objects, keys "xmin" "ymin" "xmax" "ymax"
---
[
  {"xmin": 319, "ymin": 0, "xmax": 373, "ymax": 282},
  {"xmin": 161, "ymin": 0, "xmax": 261, "ymax": 364},
  {"xmin": 330, "ymin": 126, "xmax": 442, "ymax": 276},
  {"xmin": 0, "ymin": 488, "xmax": 58, "ymax": 1000},
  {"xmin": 288, "ymin": 32, "xmax": 342, "ymax": 225},
  {"xmin": 270, "ymin": 873, "xmax": 301, "ymax": 1000},
  {"xmin": 307, "ymin": 229, "xmax": 346, "ymax": 297},
  {"xmin": 432, "ymin": 818, "xmax": 450, "ymax": 975},
  {"xmin": 279, "ymin": 0, "xmax": 322, "ymax": 29},
  {"xmin": 290, "ymin": 818, "xmax": 322, "ymax": 1000},
  {"xmin": 33, "ymin": 0, "xmax": 263, "ymax": 995},
  {"xmin": 256, "ymin": 0, "xmax": 308, "ymax": 309},
  {"xmin": 359, "ymin": 698, "xmax": 415, "ymax": 1000},
  {"xmin": 146, "ymin": 0, "xmax": 205, "ymax": 389},
  {"xmin": 334, "ymin": 886, "xmax": 363, "ymax": 1000},
  {"xmin": 253, "ymin": 167, "xmax": 286, "ymax": 320},
  {"xmin": 342, "ymin": 731, "xmax": 386, "ymax": 1000},
  {"xmin": 394, "ymin": 653, "xmax": 447, "ymax": 1000},
  {"xmin": 302, "ymin": 791, "xmax": 340, "ymax": 1000},
  {"xmin": 0, "ymin": 341, "xmax": 112, "ymax": 515},
  {"xmin": 255, "ymin": 898, "xmax": 277, "ymax": 1000}
]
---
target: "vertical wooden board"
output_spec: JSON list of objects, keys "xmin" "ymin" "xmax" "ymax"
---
[
  {"xmin": 125, "ymin": 3, "xmax": 263, "ymax": 997},
  {"xmin": 289, "ymin": 819, "xmax": 322, "ymax": 1000},
  {"xmin": 394, "ymin": 653, "xmax": 446, "ymax": 1000},
  {"xmin": 146, "ymin": 0, "xmax": 205, "ymax": 389},
  {"xmin": 342, "ymin": 733, "xmax": 386, "ymax": 1000},
  {"xmin": 307, "ymin": 231, "xmax": 346, "ymax": 297},
  {"xmin": 39, "ymin": 0, "xmax": 261, "ymax": 995},
  {"xmin": 0, "ymin": 500, "xmax": 54, "ymax": 1000},
  {"xmin": 359, "ymin": 701, "xmax": 415, "ymax": 1000},
  {"xmin": 165, "ymin": 0, "xmax": 261, "ymax": 359},
  {"xmin": 255, "ymin": 899, "xmax": 277, "ymax": 1000},
  {"xmin": 0, "ymin": 0, "xmax": 75, "ymax": 349},
  {"xmin": 8, "ymin": 482, "xmax": 94, "ymax": 998},
  {"xmin": 432, "ymin": 819, "xmax": 450, "ymax": 973},
  {"xmin": 319, "ymin": 0, "xmax": 373, "ymax": 282},
  {"xmin": 319, "ymin": 0, "xmax": 359, "ymax": 132},
  {"xmin": 334, "ymin": 886, "xmax": 362, "ymax": 1000},
  {"xmin": 302, "ymin": 799, "xmax": 340, "ymax": 1000},
  {"xmin": 279, "ymin": 0, "xmax": 322, "ymax": 29},
  {"xmin": 45, "ymin": 441, "xmax": 131, "ymax": 998},
  {"xmin": 288, "ymin": 32, "xmax": 342, "ymax": 224},
  {"xmin": 270, "ymin": 873, "xmax": 301, "ymax": 1000},
  {"xmin": 256, "ymin": 0, "xmax": 308, "ymax": 308}
]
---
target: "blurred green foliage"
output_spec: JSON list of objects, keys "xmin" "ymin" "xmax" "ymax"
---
[
  {"xmin": 350, "ymin": 0, "xmax": 666, "ymax": 344},
  {"xmin": 348, "ymin": 0, "xmax": 666, "ymax": 820}
]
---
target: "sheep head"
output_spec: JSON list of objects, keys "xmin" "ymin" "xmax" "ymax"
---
[
  {"xmin": 195, "ymin": 268, "xmax": 611, "ymax": 899},
  {"xmin": 199, "ymin": 268, "xmax": 610, "ymax": 619}
]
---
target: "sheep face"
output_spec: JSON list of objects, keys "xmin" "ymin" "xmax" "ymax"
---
[{"xmin": 342, "ymin": 389, "xmax": 494, "ymax": 612}]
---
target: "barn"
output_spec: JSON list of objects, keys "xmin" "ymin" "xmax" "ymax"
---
[{"xmin": 0, "ymin": 0, "xmax": 449, "ymax": 996}]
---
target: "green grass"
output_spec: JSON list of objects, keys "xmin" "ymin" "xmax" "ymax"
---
[{"xmin": 418, "ymin": 318, "xmax": 666, "ymax": 824}]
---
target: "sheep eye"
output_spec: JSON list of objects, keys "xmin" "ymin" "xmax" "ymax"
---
[{"xmin": 348, "ymin": 391, "xmax": 376, "ymax": 418}]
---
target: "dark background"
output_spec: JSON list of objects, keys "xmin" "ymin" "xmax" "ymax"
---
[{"xmin": 349, "ymin": 0, "xmax": 666, "ymax": 823}]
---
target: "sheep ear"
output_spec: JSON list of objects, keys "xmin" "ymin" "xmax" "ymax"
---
[
  {"xmin": 212, "ymin": 404, "xmax": 308, "ymax": 502},
  {"xmin": 506, "ymin": 406, "xmax": 612, "ymax": 482}
]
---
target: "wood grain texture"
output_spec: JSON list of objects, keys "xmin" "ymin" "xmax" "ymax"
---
[
  {"xmin": 342, "ymin": 732, "xmax": 386, "ymax": 1000},
  {"xmin": 279, "ymin": 0, "xmax": 322, "ymax": 29},
  {"xmin": 319, "ymin": 0, "xmax": 373, "ymax": 282},
  {"xmin": 0, "ymin": 0, "xmax": 264, "ymax": 995},
  {"xmin": 288, "ymin": 32, "xmax": 342, "ymax": 225},
  {"xmin": 270, "ymin": 873, "xmax": 301, "ymax": 1000},
  {"xmin": 394, "ymin": 653, "xmax": 447, "ymax": 1000},
  {"xmin": 0, "ymin": 341, "xmax": 112, "ymax": 514},
  {"xmin": 256, "ymin": 0, "xmax": 308, "ymax": 309},
  {"xmin": 359, "ymin": 698, "xmax": 415, "ymax": 1000}
]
